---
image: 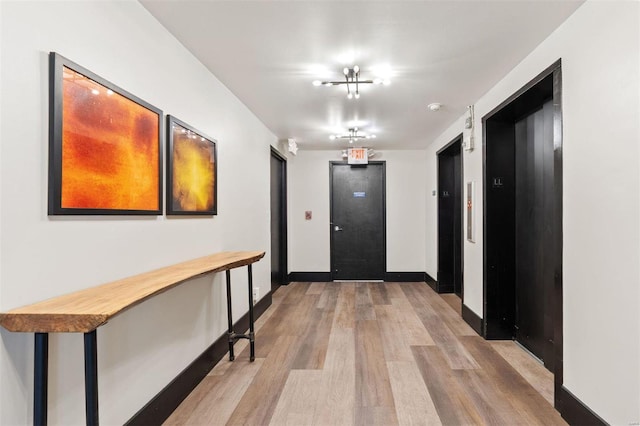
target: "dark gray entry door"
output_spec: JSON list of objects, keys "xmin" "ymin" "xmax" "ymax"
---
[{"xmin": 330, "ymin": 162, "xmax": 386, "ymax": 280}]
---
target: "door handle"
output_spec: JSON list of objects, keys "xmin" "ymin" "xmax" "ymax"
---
[{"xmin": 334, "ymin": 225, "xmax": 343, "ymax": 231}]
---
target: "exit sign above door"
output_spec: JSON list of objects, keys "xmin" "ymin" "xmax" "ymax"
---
[{"xmin": 348, "ymin": 148, "xmax": 368, "ymax": 164}]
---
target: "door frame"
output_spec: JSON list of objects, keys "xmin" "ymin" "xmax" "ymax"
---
[
  {"xmin": 270, "ymin": 147, "xmax": 288, "ymax": 288},
  {"xmin": 436, "ymin": 134, "xmax": 464, "ymax": 299},
  {"xmin": 329, "ymin": 161, "xmax": 387, "ymax": 281},
  {"xmin": 482, "ymin": 60, "xmax": 563, "ymax": 406}
]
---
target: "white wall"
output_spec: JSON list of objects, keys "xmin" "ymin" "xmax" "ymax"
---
[
  {"xmin": 426, "ymin": 1, "xmax": 640, "ymax": 423},
  {"xmin": 288, "ymin": 150, "xmax": 334, "ymax": 272},
  {"xmin": 0, "ymin": 1, "xmax": 276, "ymax": 425},
  {"xmin": 385, "ymin": 151, "xmax": 427, "ymax": 272},
  {"xmin": 288, "ymin": 149, "xmax": 426, "ymax": 273},
  {"xmin": 0, "ymin": 1, "xmax": 4, "ymax": 422}
]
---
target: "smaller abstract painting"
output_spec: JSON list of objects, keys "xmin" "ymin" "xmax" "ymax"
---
[
  {"xmin": 167, "ymin": 116, "xmax": 217, "ymax": 215},
  {"xmin": 48, "ymin": 52, "xmax": 162, "ymax": 215}
]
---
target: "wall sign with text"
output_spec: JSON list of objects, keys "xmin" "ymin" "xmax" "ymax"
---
[{"xmin": 347, "ymin": 148, "xmax": 368, "ymax": 164}]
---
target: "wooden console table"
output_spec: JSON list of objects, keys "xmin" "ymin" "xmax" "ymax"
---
[{"xmin": 0, "ymin": 250, "xmax": 265, "ymax": 426}]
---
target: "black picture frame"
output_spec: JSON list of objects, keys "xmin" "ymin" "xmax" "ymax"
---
[
  {"xmin": 48, "ymin": 52, "xmax": 163, "ymax": 215},
  {"xmin": 166, "ymin": 115, "xmax": 218, "ymax": 216}
]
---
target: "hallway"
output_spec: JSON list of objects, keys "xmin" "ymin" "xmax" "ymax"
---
[{"xmin": 165, "ymin": 282, "xmax": 565, "ymax": 425}]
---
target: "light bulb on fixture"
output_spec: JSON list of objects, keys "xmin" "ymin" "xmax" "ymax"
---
[
  {"xmin": 383, "ymin": 79, "xmax": 391, "ymax": 86},
  {"xmin": 329, "ymin": 134, "xmax": 336, "ymax": 140},
  {"xmin": 312, "ymin": 80, "xmax": 322, "ymax": 86},
  {"xmin": 355, "ymin": 92, "xmax": 360, "ymax": 99},
  {"xmin": 347, "ymin": 92, "xmax": 353, "ymax": 100},
  {"xmin": 353, "ymin": 65, "xmax": 359, "ymax": 73},
  {"xmin": 343, "ymin": 67, "xmax": 349, "ymax": 75},
  {"xmin": 373, "ymin": 78, "xmax": 382, "ymax": 85}
]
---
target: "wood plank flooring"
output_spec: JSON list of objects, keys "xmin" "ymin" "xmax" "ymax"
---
[{"xmin": 165, "ymin": 282, "xmax": 566, "ymax": 426}]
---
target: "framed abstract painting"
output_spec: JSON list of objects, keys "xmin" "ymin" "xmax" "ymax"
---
[
  {"xmin": 48, "ymin": 52, "xmax": 162, "ymax": 215},
  {"xmin": 166, "ymin": 115, "xmax": 217, "ymax": 215}
]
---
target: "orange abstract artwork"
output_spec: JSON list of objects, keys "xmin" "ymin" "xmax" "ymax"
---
[
  {"xmin": 170, "ymin": 122, "xmax": 216, "ymax": 213},
  {"xmin": 60, "ymin": 67, "xmax": 159, "ymax": 211}
]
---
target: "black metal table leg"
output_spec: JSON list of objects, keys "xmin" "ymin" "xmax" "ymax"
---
[
  {"xmin": 247, "ymin": 264, "xmax": 255, "ymax": 362},
  {"xmin": 34, "ymin": 333, "xmax": 48, "ymax": 426},
  {"xmin": 223, "ymin": 265, "xmax": 257, "ymax": 362},
  {"xmin": 84, "ymin": 331, "xmax": 99, "ymax": 426},
  {"xmin": 225, "ymin": 269, "xmax": 235, "ymax": 361}
]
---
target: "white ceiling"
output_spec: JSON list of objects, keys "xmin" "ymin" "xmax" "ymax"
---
[{"xmin": 140, "ymin": 0, "xmax": 583, "ymax": 150}]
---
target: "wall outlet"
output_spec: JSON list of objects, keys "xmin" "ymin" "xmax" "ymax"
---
[{"xmin": 252, "ymin": 287, "xmax": 260, "ymax": 304}]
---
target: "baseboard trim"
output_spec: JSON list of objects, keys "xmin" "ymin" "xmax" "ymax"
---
[
  {"xmin": 436, "ymin": 284, "xmax": 455, "ymax": 293},
  {"xmin": 289, "ymin": 271, "xmax": 439, "ymax": 284},
  {"xmin": 384, "ymin": 272, "xmax": 426, "ymax": 282},
  {"xmin": 288, "ymin": 271, "xmax": 332, "ymax": 282},
  {"xmin": 125, "ymin": 292, "xmax": 273, "ymax": 426},
  {"xmin": 425, "ymin": 272, "xmax": 437, "ymax": 291},
  {"xmin": 462, "ymin": 304, "xmax": 483, "ymax": 336},
  {"xmin": 432, "ymin": 272, "xmax": 456, "ymax": 293},
  {"xmin": 558, "ymin": 386, "xmax": 608, "ymax": 426}
]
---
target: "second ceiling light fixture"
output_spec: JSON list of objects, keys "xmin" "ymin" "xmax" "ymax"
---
[{"xmin": 329, "ymin": 127, "xmax": 376, "ymax": 144}]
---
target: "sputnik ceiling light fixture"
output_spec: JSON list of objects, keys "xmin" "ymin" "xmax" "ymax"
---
[
  {"xmin": 329, "ymin": 127, "xmax": 376, "ymax": 144},
  {"xmin": 313, "ymin": 66, "xmax": 390, "ymax": 99}
]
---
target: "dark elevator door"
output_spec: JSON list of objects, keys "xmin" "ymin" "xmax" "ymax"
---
[
  {"xmin": 438, "ymin": 140, "xmax": 463, "ymax": 296},
  {"xmin": 330, "ymin": 162, "xmax": 385, "ymax": 280},
  {"xmin": 515, "ymin": 100, "xmax": 554, "ymax": 366}
]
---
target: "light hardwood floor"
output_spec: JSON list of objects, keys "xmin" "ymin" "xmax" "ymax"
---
[{"xmin": 165, "ymin": 282, "xmax": 565, "ymax": 426}]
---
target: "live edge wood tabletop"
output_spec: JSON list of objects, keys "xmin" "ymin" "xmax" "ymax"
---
[
  {"xmin": 1, "ymin": 250, "xmax": 265, "ymax": 426},
  {"xmin": 0, "ymin": 250, "xmax": 265, "ymax": 334}
]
